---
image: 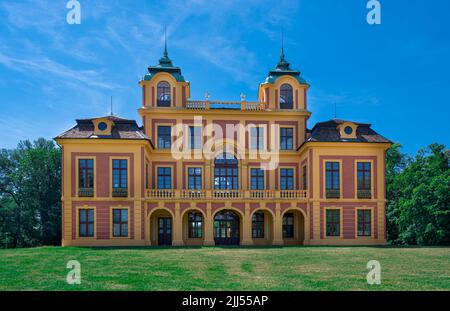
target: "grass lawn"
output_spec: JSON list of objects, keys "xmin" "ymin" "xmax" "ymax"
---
[{"xmin": 0, "ymin": 246, "xmax": 449, "ymax": 291}]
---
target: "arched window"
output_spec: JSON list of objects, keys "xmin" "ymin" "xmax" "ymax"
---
[
  {"xmin": 214, "ymin": 153, "xmax": 238, "ymax": 190},
  {"xmin": 280, "ymin": 84, "xmax": 293, "ymax": 109},
  {"xmin": 157, "ymin": 81, "xmax": 171, "ymax": 107}
]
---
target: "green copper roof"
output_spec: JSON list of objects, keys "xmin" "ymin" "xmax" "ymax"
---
[
  {"xmin": 264, "ymin": 46, "xmax": 307, "ymax": 84},
  {"xmin": 143, "ymin": 39, "xmax": 186, "ymax": 82}
]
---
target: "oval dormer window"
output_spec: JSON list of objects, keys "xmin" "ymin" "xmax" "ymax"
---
[
  {"xmin": 98, "ymin": 122, "xmax": 108, "ymax": 131},
  {"xmin": 344, "ymin": 126, "xmax": 353, "ymax": 135}
]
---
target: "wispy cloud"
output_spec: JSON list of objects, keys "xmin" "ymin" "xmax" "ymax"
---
[
  {"xmin": 0, "ymin": 51, "xmax": 117, "ymax": 90},
  {"xmin": 0, "ymin": 0, "xmax": 302, "ymax": 88},
  {"xmin": 0, "ymin": 0, "xmax": 303, "ymax": 147}
]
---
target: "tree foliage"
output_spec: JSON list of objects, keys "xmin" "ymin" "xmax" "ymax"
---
[
  {"xmin": 386, "ymin": 143, "xmax": 450, "ymax": 245},
  {"xmin": 0, "ymin": 138, "xmax": 61, "ymax": 248}
]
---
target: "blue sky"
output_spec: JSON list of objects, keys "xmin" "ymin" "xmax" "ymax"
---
[{"xmin": 0, "ymin": 0, "xmax": 449, "ymax": 154}]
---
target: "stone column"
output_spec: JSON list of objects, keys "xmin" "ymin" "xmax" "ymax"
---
[
  {"xmin": 272, "ymin": 203, "xmax": 284, "ymax": 245},
  {"xmin": 172, "ymin": 203, "xmax": 184, "ymax": 246},
  {"xmin": 242, "ymin": 203, "xmax": 253, "ymax": 245},
  {"xmin": 204, "ymin": 203, "xmax": 215, "ymax": 246}
]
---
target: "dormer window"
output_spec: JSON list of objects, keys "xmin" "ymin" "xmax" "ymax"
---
[
  {"xmin": 157, "ymin": 81, "xmax": 171, "ymax": 107},
  {"xmin": 338, "ymin": 122, "xmax": 358, "ymax": 139},
  {"xmin": 344, "ymin": 126, "xmax": 353, "ymax": 135},
  {"xmin": 92, "ymin": 118, "xmax": 114, "ymax": 136},
  {"xmin": 280, "ymin": 84, "xmax": 293, "ymax": 109}
]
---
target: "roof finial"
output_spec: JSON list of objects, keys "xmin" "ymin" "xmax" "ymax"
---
[
  {"xmin": 163, "ymin": 25, "xmax": 168, "ymax": 58},
  {"xmin": 110, "ymin": 96, "xmax": 113, "ymax": 116},
  {"xmin": 275, "ymin": 26, "xmax": 290, "ymax": 70},
  {"xmin": 280, "ymin": 26, "xmax": 285, "ymax": 62}
]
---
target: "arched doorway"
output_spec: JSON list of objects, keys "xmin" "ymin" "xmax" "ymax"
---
[
  {"xmin": 149, "ymin": 209, "xmax": 173, "ymax": 246},
  {"xmin": 214, "ymin": 210, "xmax": 240, "ymax": 245},
  {"xmin": 282, "ymin": 209, "xmax": 305, "ymax": 245}
]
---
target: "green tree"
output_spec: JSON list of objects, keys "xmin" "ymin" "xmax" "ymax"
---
[
  {"xmin": 397, "ymin": 144, "xmax": 450, "ymax": 245},
  {"xmin": 385, "ymin": 143, "xmax": 409, "ymax": 244},
  {"xmin": 0, "ymin": 138, "xmax": 61, "ymax": 248},
  {"xmin": 386, "ymin": 143, "xmax": 450, "ymax": 245}
]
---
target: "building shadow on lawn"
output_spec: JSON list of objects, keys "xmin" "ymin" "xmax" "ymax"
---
[
  {"xmin": 81, "ymin": 245, "xmax": 447, "ymax": 251},
  {"xmin": 88, "ymin": 246, "xmax": 202, "ymax": 251}
]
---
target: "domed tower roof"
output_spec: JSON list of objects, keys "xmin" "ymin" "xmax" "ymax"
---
[
  {"xmin": 143, "ymin": 31, "xmax": 186, "ymax": 82},
  {"xmin": 264, "ymin": 40, "xmax": 307, "ymax": 85}
]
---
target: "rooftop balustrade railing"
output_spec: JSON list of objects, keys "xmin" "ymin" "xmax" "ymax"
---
[{"xmin": 184, "ymin": 100, "xmax": 267, "ymax": 111}]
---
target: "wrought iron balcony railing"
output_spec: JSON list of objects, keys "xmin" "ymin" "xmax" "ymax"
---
[
  {"xmin": 78, "ymin": 188, "xmax": 94, "ymax": 197},
  {"xmin": 357, "ymin": 189, "xmax": 372, "ymax": 199},
  {"xmin": 326, "ymin": 189, "xmax": 341, "ymax": 199},
  {"xmin": 112, "ymin": 188, "xmax": 128, "ymax": 197}
]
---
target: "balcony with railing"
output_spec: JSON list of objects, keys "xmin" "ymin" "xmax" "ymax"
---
[
  {"xmin": 78, "ymin": 188, "xmax": 94, "ymax": 197},
  {"xmin": 112, "ymin": 188, "xmax": 128, "ymax": 197},
  {"xmin": 326, "ymin": 189, "xmax": 340, "ymax": 199},
  {"xmin": 146, "ymin": 189, "xmax": 308, "ymax": 200},
  {"xmin": 357, "ymin": 189, "xmax": 372, "ymax": 199}
]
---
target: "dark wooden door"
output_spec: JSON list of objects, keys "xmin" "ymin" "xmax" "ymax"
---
[
  {"xmin": 158, "ymin": 217, "xmax": 172, "ymax": 246},
  {"xmin": 214, "ymin": 210, "xmax": 240, "ymax": 245}
]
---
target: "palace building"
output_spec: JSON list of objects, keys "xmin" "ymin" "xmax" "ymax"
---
[{"xmin": 56, "ymin": 43, "xmax": 391, "ymax": 247}]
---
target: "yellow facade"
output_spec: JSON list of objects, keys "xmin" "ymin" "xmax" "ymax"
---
[{"xmin": 56, "ymin": 47, "xmax": 391, "ymax": 247}]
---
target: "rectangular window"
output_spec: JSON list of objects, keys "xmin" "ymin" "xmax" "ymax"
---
[
  {"xmin": 188, "ymin": 212, "xmax": 203, "ymax": 238},
  {"xmin": 188, "ymin": 126, "xmax": 202, "ymax": 150},
  {"xmin": 280, "ymin": 127, "xmax": 293, "ymax": 150},
  {"xmin": 112, "ymin": 159, "xmax": 128, "ymax": 197},
  {"xmin": 325, "ymin": 162, "xmax": 340, "ymax": 198},
  {"xmin": 283, "ymin": 213, "xmax": 294, "ymax": 238},
  {"xmin": 326, "ymin": 209, "xmax": 340, "ymax": 237},
  {"xmin": 157, "ymin": 167, "xmax": 172, "ymax": 189},
  {"xmin": 302, "ymin": 165, "xmax": 307, "ymax": 190},
  {"xmin": 188, "ymin": 167, "xmax": 202, "ymax": 190},
  {"xmin": 157, "ymin": 126, "xmax": 171, "ymax": 149},
  {"xmin": 252, "ymin": 212, "xmax": 265, "ymax": 238},
  {"xmin": 78, "ymin": 159, "xmax": 94, "ymax": 197},
  {"xmin": 357, "ymin": 210, "xmax": 372, "ymax": 237},
  {"xmin": 357, "ymin": 162, "xmax": 372, "ymax": 198},
  {"xmin": 250, "ymin": 168, "xmax": 265, "ymax": 190},
  {"xmin": 250, "ymin": 126, "xmax": 265, "ymax": 150},
  {"xmin": 113, "ymin": 209, "xmax": 128, "ymax": 237},
  {"xmin": 79, "ymin": 209, "xmax": 94, "ymax": 237},
  {"xmin": 280, "ymin": 168, "xmax": 294, "ymax": 190},
  {"xmin": 79, "ymin": 159, "xmax": 94, "ymax": 188}
]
